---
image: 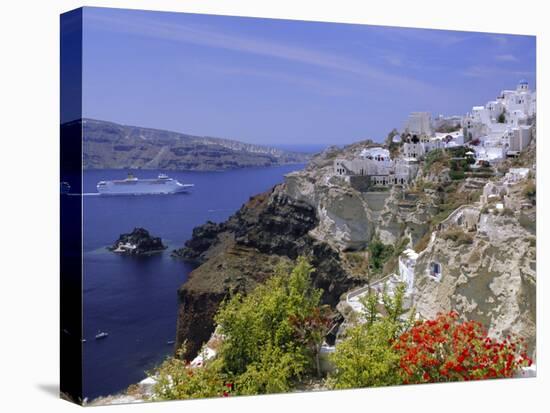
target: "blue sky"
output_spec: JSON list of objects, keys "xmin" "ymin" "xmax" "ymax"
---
[{"xmin": 82, "ymin": 7, "xmax": 536, "ymax": 145}]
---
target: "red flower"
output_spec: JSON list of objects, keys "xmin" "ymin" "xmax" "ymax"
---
[{"xmin": 393, "ymin": 312, "xmax": 529, "ymax": 385}]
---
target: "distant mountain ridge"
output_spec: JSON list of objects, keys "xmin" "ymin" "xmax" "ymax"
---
[{"xmin": 77, "ymin": 118, "xmax": 311, "ymax": 171}]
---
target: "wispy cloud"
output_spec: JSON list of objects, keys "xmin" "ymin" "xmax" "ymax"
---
[
  {"xmin": 494, "ymin": 54, "xmax": 518, "ymax": 62},
  {"xmin": 85, "ymin": 11, "xmax": 439, "ymax": 95},
  {"xmin": 461, "ymin": 65, "xmax": 533, "ymax": 78},
  {"xmin": 184, "ymin": 63, "xmax": 357, "ymax": 97},
  {"xmin": 490, "ymin": 35, "xmax": 509, "ymax": 48},
  {"xmin": 369, "ymin": 26, "xmax": 472, "ymax": 48}
]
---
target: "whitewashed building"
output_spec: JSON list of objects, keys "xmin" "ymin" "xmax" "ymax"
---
[
  {"xmin": 402, "ymin": 141, "xmax": 425, "ymax": 159},
  {"xmin": 463, "ymin": 80, "xmax": 536, "ymax": 161},
  {"xmin": 398, "ymin": 248, "xmax": 419, "ymax": 294},
  {"xmin": 334, "ymin": 146, "xmax": 418, "ymax": 187},
  {"xmin": 405, "ymin": 112, "xmax": 433, "ymax": 136},
  {"xmin": 505, "ymin": 167, "xmax": 530, "ymax": 183}
]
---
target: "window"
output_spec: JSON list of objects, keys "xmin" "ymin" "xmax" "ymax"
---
[{"xmin": 429, "ymin": 262, "xmax": 442, "ymax": 281}]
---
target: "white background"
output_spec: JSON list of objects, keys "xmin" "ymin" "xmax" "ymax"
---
[{"xmin": 0, "ymin": 0, "xmax": 547, "ymax": 411}]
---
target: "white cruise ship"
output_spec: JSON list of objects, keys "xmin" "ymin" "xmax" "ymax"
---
[{"xmin": 97, "ymin": 173, "xmax": 193, "ymax": 195}]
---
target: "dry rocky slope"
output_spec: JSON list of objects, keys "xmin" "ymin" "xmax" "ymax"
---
[
  {"xmin": 174, "ymin": 139, "xmax": 536, "ymax": 360},
  {"xmin": 79, "ymin": 118, "xmax": 310, "ymax": 170},
  {"xmin": 172, "ymin": 188, "xmax": 358, "ymax": 358}
]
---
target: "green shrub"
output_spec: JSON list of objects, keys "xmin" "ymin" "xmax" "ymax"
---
[
  {"xmin": 522, "ymin": 181, "xmax": 536, "ymax": 199},
  {"xmin": 449, "ymin": 170, "xmax": 465, "ymax": 180},
  {"xmin": 153, "ymin": 352, "xmax": 228, "ymax": 400},
  {"xmin": 424, "ymin": 149, "xmax": 447, "ymax": 172},
  {"xmin": 368, "ymin": 239, "xmax": 394, "ymax": 273},
  {"xmin": 215, "ymin": 257, "xmax": 324, "ymax": 392},
  {"xmin": 329, "ymin": 285, "xmax": 409, "ymax": 389},
  {"xmin": 234, "ymin": 344, "xmax": 308, "ymax": 395},
  {"xmin": 328, "ymin": 320, "xmax": 402, "ymax": 389}
]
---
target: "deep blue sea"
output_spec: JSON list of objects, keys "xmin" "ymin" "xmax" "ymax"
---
[{"xmin": 82, "ymin": 164, "xmax": 305, "ymax": 399}]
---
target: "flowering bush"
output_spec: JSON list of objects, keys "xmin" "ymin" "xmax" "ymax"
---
[{"xmin": 393, "ymin": 312, "xmax": 532, "ymax": 384}]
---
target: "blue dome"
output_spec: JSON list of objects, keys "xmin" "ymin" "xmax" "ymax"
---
[{"xmin": 519, "ymin": 79, "xmax": 528, "ymax": 85}]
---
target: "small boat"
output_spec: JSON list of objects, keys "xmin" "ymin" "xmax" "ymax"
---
[
  {"xmin": 95, "ymin": 331, "xmax": 109, "ymax": 340},
  {"xmin": 81, "ymin": 338, "xmax": 87, "ymax": 343},
  {"xmin": 166, "ymin": 340, "xmax": 175, "ymax": 345}
]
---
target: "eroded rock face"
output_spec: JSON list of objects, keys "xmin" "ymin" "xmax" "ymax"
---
[
  {"xmin": 174, "ymin": 186, "xmax": 363, "ymax": 359},
  {"xmin": 285, "ymin": 162, "xmax": 377, "ymax": 251},
  {"xmin": 231, "ymin": 189, "xmax": 318, "ymax": 257},
  {"xmin": 376, "ymin": 186, "xmax": 439, "ymax": 246},
  {"xmin": 413, "ymin": 201, "xmax": 536, "ymax": 353},
  {"xmin": 108, "ymin": 228, "xmax": 167, "ymax": 255}
]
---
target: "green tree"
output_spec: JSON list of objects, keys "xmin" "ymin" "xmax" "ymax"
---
[
  {"xmin": 215, "ymin": 257, "xmax": 324, "ymax": 393},
  {"xmin": 382, "ymin": 284, "xmax": 407, "ymax": 325},
  {"xmin": 362, "ymin": 291, "xmax": 379, "ymax": 327},
  {"xmin": 368, "ymin": 238, "xmax": 394, "ymax": 272}
]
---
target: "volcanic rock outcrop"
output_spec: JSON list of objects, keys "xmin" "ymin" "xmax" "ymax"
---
[{"xmin": 109, "ymin": 228, "xmax": 167, "ymax": 255}]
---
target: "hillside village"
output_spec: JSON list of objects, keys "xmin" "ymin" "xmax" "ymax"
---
[
  {"xmin": 326, "ymin": 81, "xmax": 536, "ymax": 366},
  {"xmin": 333, "ymin": 80, "xmax": 536, "ymax": 190}
]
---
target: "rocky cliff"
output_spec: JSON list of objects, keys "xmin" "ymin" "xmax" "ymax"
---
[
  {"xmin": 80, "ymin": 119, "xmax": 310, "ymax": 170},
  {"xmin": 413, "ymin": 175, "xmax": 536, "ymax": 353},
  {"xmin": 173, "ymin": 185, "xmax": 364, "ymax": 359},
  {"xmin": 173, "ymin": 138, "xmax": 536, "ymax": 360},
  {"xmin": 172, "ymin": 141, "xmax": 424, "ymax": 358}
]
